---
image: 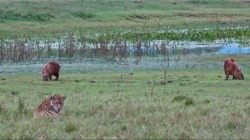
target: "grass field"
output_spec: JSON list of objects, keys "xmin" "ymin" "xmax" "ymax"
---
[
  {"xmin": 1, "ymin": 0, "xmax": 250, "ymax": 139},
  {"xmin": 0, "ymin": 0, "xmax": 250, "ymax": 36},
  {"xmin": 0, "ymin": 55, "xmax": 250, "ymax": 139}
]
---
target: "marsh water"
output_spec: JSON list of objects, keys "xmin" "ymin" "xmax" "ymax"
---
[{"xmin": 0, "ymin": 37, "xmax": 249, "ymax": 74}]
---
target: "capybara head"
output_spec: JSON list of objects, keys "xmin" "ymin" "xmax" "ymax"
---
[
  {"xmin": 42, "ymin": 67, "xmax": 49, "ymax": 81},
  {"xmin": 49, "ymin": 94, "xmax": 66, "ymax": 113},
  {"xmin": 234, "ymin": 69, "xmax": 244, "ymax": 80}
]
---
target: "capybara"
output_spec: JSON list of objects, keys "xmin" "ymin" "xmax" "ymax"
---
[
  {"xmin": 42, "ymin": 61, "xmax": 60, "ymax": 81},
  {"xmin": 224, "ymin": 58, "xmax": 244, "ymax": 80}
]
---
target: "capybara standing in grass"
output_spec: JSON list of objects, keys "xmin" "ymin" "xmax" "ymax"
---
[
  {"xmin": 42, "ymin": 61, "xmax": 60, "ymax": 81},
  {"xmin": 224, "ymin": 58, "xmax": 244, "ymax": 80}
]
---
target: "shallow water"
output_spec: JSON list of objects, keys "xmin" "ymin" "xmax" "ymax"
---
[
  {"xmin": 218, "ymin": 42, "xmax": 250, "ymax": 54},
  {"xmin": 0, "ymin": 38, "xmax": 249, "ymax": 74}
]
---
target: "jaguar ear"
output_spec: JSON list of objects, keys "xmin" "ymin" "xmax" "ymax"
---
[{"xmin": 49, "ymin": 96, "xmax": 55, "ymax": 100}]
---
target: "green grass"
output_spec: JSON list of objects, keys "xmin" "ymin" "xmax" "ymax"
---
[
  {"xmin": 0, "ymin": 66, "xmax": 250, "ymax": 139},
  {"xmin": 1, "ymin": 0, "xmax": 250, "ymax": 138},
  {"xmin": 0, "ymin": 0, "xmax": 250, "ymax": 36},
  {"xmin": 96, "ymin": 28, "xmax": 250, "ymax": 42}
]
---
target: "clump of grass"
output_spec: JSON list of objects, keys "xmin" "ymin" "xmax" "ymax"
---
[
  {"xmin": 133, "ymin": 0, "xmax": 144, "ymax": 3},
  {"xmin": 126, "ymin": 14, "xmax": 149, "ymax": 20},
  {"xmin": 185, "ymin": 98, "xmax": 195, "ymax": 106},
  {"xmin": 17, "ymin": 97, "xmax": 27, "ymax": 114},
  {"xmin": 89, "ymin": 80, "xmax": 96, "ymax": 83},
  {"xmin": 185, "ymin": 0, "xmax": 208, "ymax": 4},
  {"xmin": 0, "ymin": 11, "xmax": 54, "ymax": 22},
  {"xmin": 178, "ymin": 132, "xmax": 190, "ymax": 139},
  {"xmin": 121, "ymin": 125, "xmax": 127, "ymax": 131},
  {"xmin": 226, "ymin": 122, "xmax": 236, "ymax": 131},
  {"xmin": 65, "ymin": 122, "xmax": 78, "ymax": 133},
  {"xmin": 1, "ymin": 78, "xmax": 6, "ymax": 80},
  {"xmin": 172, "ymin": 95, "xmax": 189, "ymax": 102},
  {"xmin": 73, "ymin": 12, "xmax": 96, "ymax": 19},
  {"xmin": 11, "ymin": 91, "xmax": 19, "ymax": 96},
  {"xmin": 203, "ymin": 99, "xmax": 210, "ymax": 104},
  {"xmin": 172, "ymin": 95, "xmax": 195, "ymax": 106},
  {"xmin": 0, "ymin": 102, "xmax": 5, "ymax": 114}
]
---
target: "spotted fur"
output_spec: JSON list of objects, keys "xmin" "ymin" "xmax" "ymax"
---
[{"xmin": 34, "ymin": 94, "xmax": 66, "ymax": 118}]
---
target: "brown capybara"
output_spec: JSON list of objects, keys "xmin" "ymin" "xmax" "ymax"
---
[
  {"xmin": 42, "ymin": 61, "xmax": 60, "ymax": 81},
  {"xmin": 224, "ymin": 58, "xmax": 244, "ymax": 80}
]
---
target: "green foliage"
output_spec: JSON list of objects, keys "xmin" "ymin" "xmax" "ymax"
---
[
  {"xmin": 73, "ymin": 12, "xmax": 96, "ymax": 19},
  {"xmin": 226, "ymin": 122, "xmax": 236, "ymax": 130},
  {"xmin": 172, "ymin": 95, "xmax": 190, "ymax": 102},
  {"xmin": 172, "ymin": 95, "xmax": 195, "ymax": 106},
  {"xmin": 184, "ymin": 98, "xmax": 195, "ymax": 106},
  {"xmin": 93, "ymin": 28, "xmax": 250, "ymax": 42},
  {"xmin": 15, "ymin": 97, "xmax": 30, "ymax": 118},
  {"xmin": 0, "ymin": 11, "xmax": 54, "ymax": 22},
  {"xmin": 65, "ymin": 122, "xmax": 78, "ymax": 133}
]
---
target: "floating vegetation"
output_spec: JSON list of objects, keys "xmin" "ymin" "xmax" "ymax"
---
[
  {"xmin": 95, "ymin": 28, "xmax": 250, "ymax": 42},
  {"xmin": 0, "ymin": 27, "xmax": 250, "ymax": 41}
]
